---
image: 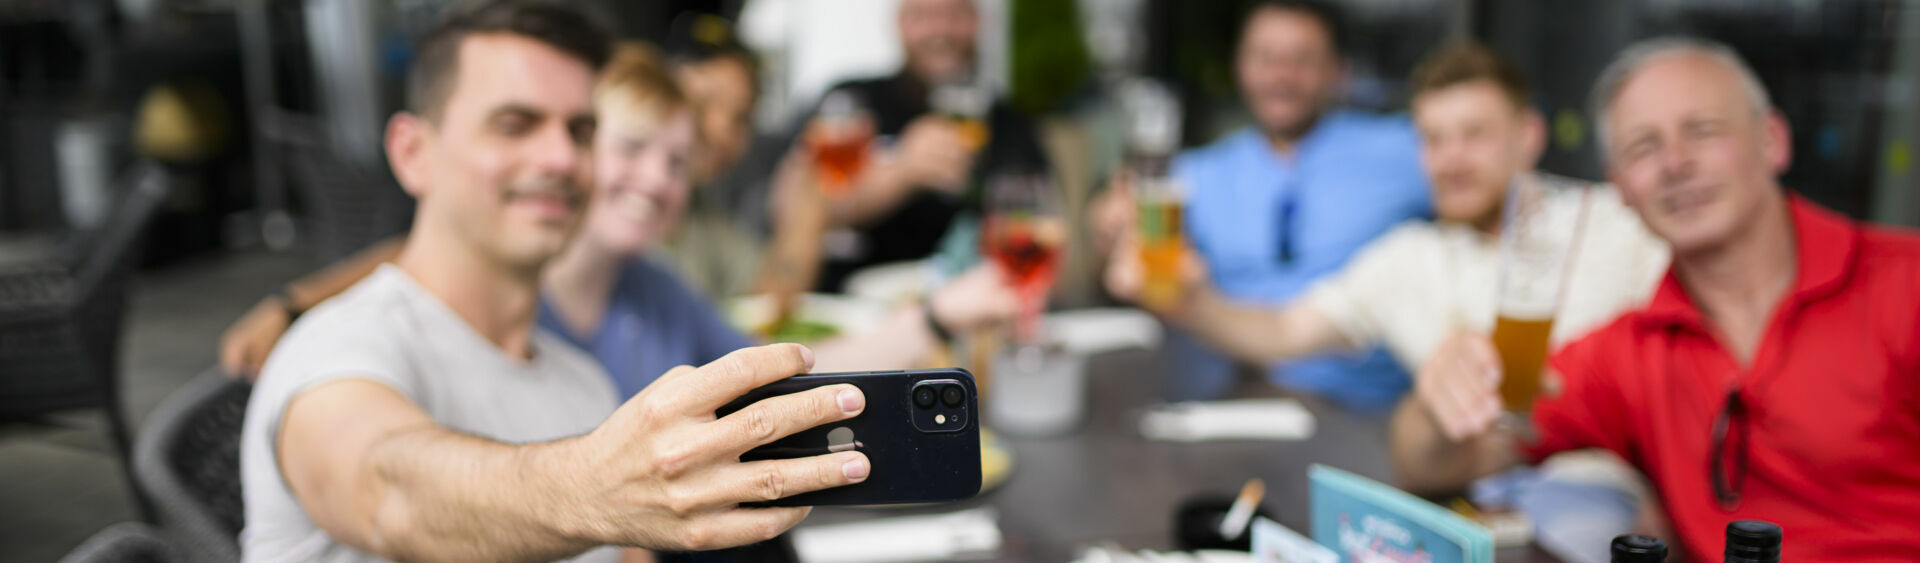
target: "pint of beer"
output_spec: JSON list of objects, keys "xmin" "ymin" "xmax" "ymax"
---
[
  {"xmin": 1123, "ymin": 79, "xmax": 1187, "ymax": 311},
  {"xmin": 1492, "ymin": 176, "xmax": 1591, "ymax": 413},
  {"xmin": 931, "ymin": 81, "xmax": 992, "ymax": 151},
  {"xmin": 1493, "ymin": 315, "xmax": 1554, "ymax": 410},
  {"xmin": 1136, "ymin": 176, "xmax": 1186, "ymax": 311},
  {"xmin": 807, "ymin": 90, "xmax": 874, "ymax": 196}
]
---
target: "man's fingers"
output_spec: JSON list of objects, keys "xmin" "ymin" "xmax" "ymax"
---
[
  {"xmin": 703, "ymin": 452, "xmax": 869, "ymax": 509},
  {"xmin": 241, "ymin": 347, "xmax": 267, "ymax": 382},
  {"xmin": 661, "ymin": 452, "xmax": 864, "ymax": 529},
  {"xmin": 713, "ymin": 384, "xmax": 864, "ymax": 455},
  {"xmin": 1178, "ymin": 247, "xmax": 1208, "ymax": 284},
  {"xmin": 667, "ymin": 344, "xmax": 816, "ymax": 414},
  {"xmin": 646, "ymin": 364, "xmax": 701, "ymax": 393},
  {"xmin": 1432, "ymin": 373, "xmax": 1485, "ymax": 441},
  {"xmin": 218, "ymin": 338, "xmax": 246, "ymax": 378},
  {"xmin": 677, "ymin": 506, "xmax": 813, "ymax": 552},
  {"xmin": 1455, "ymin": 351, "xmax": 1507, "ymax": 435},
  {"xmin": 1421, "ymin": 341, "xmax": 1503, "ymax": 442},
  {"xmin": 1465, "ymin": 335, "xmax": 1503, "ymax": 387},
  {"xmin": 1105, "ymin": 232, "xmax": 1145, "ymax": 299},
  {"xmin": 934, "ymin": 150, "xmax": 973, "ymax": 181},
  {"xmin": 1106, "ymin": 260, "xmax": 1139, "ymax": 301},
  {"xmin": 1541, "ymin": 367, "xmax": 1566, "ymax": 397}
]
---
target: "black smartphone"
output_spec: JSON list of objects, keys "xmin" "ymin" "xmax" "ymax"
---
[{"xmin": 715, "ymin": 368, "xmax": 982, "ymax": 506}]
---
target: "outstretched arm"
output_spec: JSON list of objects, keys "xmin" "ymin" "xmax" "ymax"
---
[{"xmin": 277, "ymin": 344, "xmax": 873, "ymax": 561}]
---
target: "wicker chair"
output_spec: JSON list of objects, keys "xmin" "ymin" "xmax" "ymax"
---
[
  {"xmin": 0, "ymin": 162, "xmax": 170, "ymax": 519},
  {"xmin": 269, "ymin": 118, "xmax": 412, "ymax": 263},
  {"xmin": 56, "ymin": 522, "xmax": 184, "ymax": 563},
  {"xmin": 133, "ymin": 369, "xmax": 250, "ymax": 563}
]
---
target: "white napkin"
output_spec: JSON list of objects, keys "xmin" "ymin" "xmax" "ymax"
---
[
  {"xmin": 792, "ymin": 507, "xmax": 1002, "ymax": 563},
  {"xmin": 1045, "ymin": 308, "xmax": 1164, "ymax": 356},
  {"xmin": 1139, "ymin": 399, "xmax": 1316, "ymax": 442},
  {"xmin": 1073, "ymin": 545, "xmax": 1255, "ymax": 563}
]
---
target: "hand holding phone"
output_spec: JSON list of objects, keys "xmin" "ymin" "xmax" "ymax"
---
[{"xmin": 717, "ymin": 369, "xmax": 984, "ymax": 506}]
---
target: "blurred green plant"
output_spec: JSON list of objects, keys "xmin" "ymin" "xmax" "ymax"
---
[
  {"xmin": 1172, "ymin": 1, "xmax": 1247, "ymax": 101},
  {"xmin": 1010, "ymin": 0, "xmax": 1094, "ymax": 114}
]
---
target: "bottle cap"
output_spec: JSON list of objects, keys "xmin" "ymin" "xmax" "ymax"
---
[
  {"xmin": 1724, "ymin": 520, "xmax": 1782, "ymax": 562},
  {"xmin": 1610, "ymin": 534, "xmax": 1668, "ymax": 561}
]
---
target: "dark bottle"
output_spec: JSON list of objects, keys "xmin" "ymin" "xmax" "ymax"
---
[
  {"xmin": 1611, "ymin": 534, "xmax": 1669, "ymax": 562},
  {"xmin": 1724, "ymin": 520, "xmax": 1783, "ymax": 563}
]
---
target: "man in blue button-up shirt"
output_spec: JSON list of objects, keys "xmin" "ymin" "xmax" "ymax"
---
[{"xmin": 1100, "ymin": 0, "xmax": 1430, "ymax": 411}]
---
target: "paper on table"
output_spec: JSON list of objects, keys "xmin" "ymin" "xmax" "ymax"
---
[
  {"xmin": 1071, "ymin": 545, "xmax": 1255, "ymax": 563},
  {"xmin": 1139, "ymin": 399, "xmax": 1316, "ymax": 442},
  {"xmin": 1250, "ymin": 517, "xmax": 1337, "ymax": 563},
  {"xmin": 791, "ymin": 507, "xmax": 1001, "ymax": 563},
  {"xmin": 1045, "ymin": 308, "xmax": 1163, "ymax": 356}
]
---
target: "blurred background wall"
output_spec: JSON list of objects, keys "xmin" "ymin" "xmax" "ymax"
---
[{"xmin": 5, "ymin": 0, "xmax": 1916, "ymax": 272}]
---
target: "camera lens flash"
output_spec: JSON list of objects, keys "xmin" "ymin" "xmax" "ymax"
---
[{"xmin": 935, "ymin": 414, "xmax": 947, "ymax": 424}]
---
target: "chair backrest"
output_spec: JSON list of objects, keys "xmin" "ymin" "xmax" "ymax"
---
[
  {"xmin": 71, "ymin": 162, "xmax": 170, "ymax": 303},
  {"xmin": 56, "ymin": 522, "xmax": 182, "ymax": 563},
  {"xmin": 133, "ymin": 369, "xmax": 251, "ymax": 563},
  {"xmin": 271, "ymin": 119, "xmax": 412, "ymax": 262},
  {"xmin": 0, "ymin": 163, "xmax": 169, "ymax": 413}
]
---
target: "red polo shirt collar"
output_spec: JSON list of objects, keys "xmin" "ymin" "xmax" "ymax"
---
[{"xmin": 1632, "ymin": 194, "xmax": 1857, "ymax": 332}]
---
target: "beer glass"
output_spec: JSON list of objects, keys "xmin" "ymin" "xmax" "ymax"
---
[
  {"xmin": 1493, "ymin": 176, "xmax": 1591, "ymax": 414},
  {"xmin": 981, "ymin": 172, "xmax": 1065, "ymax": 349},
  {"xmin": 1135, "ymin": 176, "xmax": 1186, "ymax": 311},
  {"xmin": 931, "ymin": 81, "xmax": 992, "ymax": 151},
  {"xmin": 805, "ymin": 90, "xmax": 875, "ymax": 196},
  {"xmin": 1123, "ymin": 79, "xmax": 1187, "ymax": 311}
]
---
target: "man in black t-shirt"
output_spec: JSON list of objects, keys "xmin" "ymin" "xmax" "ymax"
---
[{"xmin": 782, "ymin": 0, "xmax": 1050, "ymax": 292}]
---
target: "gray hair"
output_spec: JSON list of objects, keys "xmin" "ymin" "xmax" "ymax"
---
[{"xmin": 1589, "ymin": 37, "xmax": 1773, "ymax": 160}]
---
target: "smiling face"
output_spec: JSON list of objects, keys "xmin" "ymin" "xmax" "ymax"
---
[
  {"xmin": 677, "ymin": 55, "xmax": 756, "ymax": 184},
  {"xmin": 586, "ymin": 102, "xmax": 697, "ymax": 256},
  {"xmin": 389, "ymin": 33, "xmax": 599, "ymax": 273},
  {"xmin": 898, "ymin": 0, "xmax": 979, "ymax": 84},
  {"xmin": 1602, "ymin": 52, "xmax": 1790, "ymax": 256},
  {"xmin": 1412, "ymin": 79, "xmax": 1543, "ymax": 230},
  {"xmin": 1236, "ymin": 7, "xmax": 1344, "ymax": 142}
]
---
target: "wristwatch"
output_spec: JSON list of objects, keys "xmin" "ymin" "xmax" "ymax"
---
[
  {"xmin": 922, "ymin": 300, "xmax": 955, "ymax": 346},
  {"xmin": 268, "ymin": 285, "xmax": 303, "ymax": 322}
]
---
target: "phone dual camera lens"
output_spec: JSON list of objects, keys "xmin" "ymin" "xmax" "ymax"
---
[
  {"xmin": 912, "ymin": 383, "xmax": 966, "ymax": 409},
  {"xmin": 908, "ymin": 378, "xmax": 970, "ymax": 433}
]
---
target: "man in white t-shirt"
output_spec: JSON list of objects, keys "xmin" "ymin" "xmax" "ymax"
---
[
  {"xmin": 1107, "ymin": 42, "xmax": 1670, "ymax": 562},
  {"xmin": 239, "ymin": 2, "xmax": 873, "ymax": 561},
  {"xmin": 1109, "ymin": 42, "xmax": 1668, "ymax": 376}
]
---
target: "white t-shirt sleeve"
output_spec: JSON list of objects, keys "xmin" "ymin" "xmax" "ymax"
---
[
  {"xmin": 1553, "ymin": 185, "xmax": 1672, "ymax": 347},
  {"xmin": 1297, "ymin": 223, "xmax": 1430, "ymax": 364},
  {"xmin": 250, "ymin": 294, "xmax": 423, "ymax": 462}
]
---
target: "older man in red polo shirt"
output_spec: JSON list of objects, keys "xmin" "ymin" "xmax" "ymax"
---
[{"xmin": 1387, "ymin": 36, "xmax": 1920, "ymax": 562}]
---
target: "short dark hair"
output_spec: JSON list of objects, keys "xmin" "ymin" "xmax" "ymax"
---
[
  {"xmin": 662, "ymin": 11, "xmax": 760, "ymax": 93},
  {"xmin": 1240, "ymin": 0, "xmax": 1349, "ymax": 57},
  {"xmin": 1410, "ymin": 40, "xmax": 1531, "ymax": 110},
  {"xmin": 664, "ymin": 12, "xmax": 754, "ymax": 67},
  {"xmin": 406, "ymin": 0, "xmax": 613, "ymax": 121}
]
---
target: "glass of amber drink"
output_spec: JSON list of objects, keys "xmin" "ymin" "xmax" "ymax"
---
[
  {"xmin": 806, "ymin": 90, "xmax": 875, "ymax": 197},
  {"xmin": 1492, "ymin": 175, "xmax": 1591, "ymax": 419},
  {"xmin": 1135, "ymin": 175, "xmax": 1186, "ymax": 311}
]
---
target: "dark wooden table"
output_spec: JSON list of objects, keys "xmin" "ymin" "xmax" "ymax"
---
[{"xmin": 806, "ymin": 347, "xmax": 1557, "ymax": 562}]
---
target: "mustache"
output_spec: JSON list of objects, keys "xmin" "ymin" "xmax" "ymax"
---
[
  {"xmin": 1253, "ymin": 85, "xmax": 1308, "ymax": 102},
  {"xmin": 500, "ymin": 176, "xmax": 588, "ymax": 208},
  {"xmin": 1433, "ymin": 168, "xmax": 1475, "ymax": 184},
  {"xmin": 913, "ymin": 36, "xmax": 970, "ymax": 56}
]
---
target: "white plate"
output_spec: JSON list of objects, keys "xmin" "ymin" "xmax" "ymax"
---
[
  {"xmin": 726, "ymin": 293, "xmax": 891, "ymax": 342},
  {"xmin": 843, "ymin": 260, "xmax": 933, "ymax": 305}
]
